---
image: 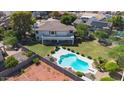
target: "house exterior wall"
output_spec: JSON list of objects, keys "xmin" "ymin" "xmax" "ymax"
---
[{"xmin": 35, "ymin": 31, "xmax": 73, "ymax": 41}]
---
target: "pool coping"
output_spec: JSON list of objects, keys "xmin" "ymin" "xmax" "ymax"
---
[{"xmin": 52, "ymin": 47, "xmax": 97, "ymax": 75}]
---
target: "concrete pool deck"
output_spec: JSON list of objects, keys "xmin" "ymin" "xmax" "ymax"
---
[{"xmin": 52, "ymin": 47, "xmax": 97, "ymax": 75}]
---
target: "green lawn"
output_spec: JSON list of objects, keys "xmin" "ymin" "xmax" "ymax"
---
[
  {"xmin": 65, "ymin": 40, "xmax": 112, "ymax": 59},
  {"xmin": 25, "ymin": 43, "xmax": 54, "ymax": 57},
  {"xmin": 25, "ymin": 41, "xmax": 112, "ymax": 59}
]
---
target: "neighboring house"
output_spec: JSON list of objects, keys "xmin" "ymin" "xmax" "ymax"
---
[
  {"xmin": 86, "ymin": 18, "xmax": 112, "ymax": 31},
  {"xmin": 73, "ymin": 18, "xmax": 84, "ymax": 25},
  {"xmin": 73, "ymin": 16, "xmax": 95, "ymax": 25},
  {"xmin": 32, "ymin": 11, "xmax": 50, "ymax": 19},
  {"xmin": 34, "ymin": 18, "xmax": 76, "ymax": 45},
  {"xmin": 0, "ymin": 16, "xmax": 11, "ymax": 29}
]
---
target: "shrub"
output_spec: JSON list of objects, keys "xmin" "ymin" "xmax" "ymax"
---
[
  {"xmin": 75, "ymin": 71, "xmax": 84, "ymax": 77},
  {"xmin": 100, "ymin": 77, "xmax": 115, "ymax": 81},
  {"xmin": 5, "ymin": 56, "xmax": 19, "ymax": 68},
  {"xmin": 25, "ymin": 51, "xmax": 33, "ymax": 57},
  {"xmin": 20, "ymin": 69, "xmax": 25, "ymax": 74},
  {"xmin": 62, "ymin": 47, "xmax": 66, "ymax": 49},
  {"xmin": 47, "ymin": 54, "xmax": 50, "ymax": 56},
  {"xmin": 71, "ymin": 50, "xmax": 75, "ymax": 53},
  {"xmin": 76, "ymin": 52, "xmax": 80, "ymax": 54},
  {"xmin": 105, "ymin": 61, "xmax": 119, "ymax": 72},
  {"xmin": 97, "ymin": 56, "xmax": 107, "ymax": 64},
  {"xmin": 81, "ymin": 54, "xmax": 85, "ymax": 57},
  {"xmin": 87, "ymin": 56, "xmax": 92, "ymax": 59},
  {"xmin": 67, "ymin": 48, "xmax": 70, "ymax": 51},
  {"xmin": 32, "ymin": 58, "xmax": 40, "ymax": 65},
  {"xmin": 51, "ymin": 51, "xmax": 55, "ymax": 54},
  {"xmin": 55, "ymin": 46, "xmax": 60, "ymax": 51},
  {"xmin": 63, "ymin": 79, "xmax": 69, "ymax": 81}
]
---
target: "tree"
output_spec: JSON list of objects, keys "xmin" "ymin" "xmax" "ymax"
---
[
  {"xmin": 94, "ymin": 30, "xmax": 109, "ymax": 39},
  {"xmin": 3, "ymin": 36, "xmax": 18, "ymax": 46},
  {"xmin": 0, "ymin": 27, "xmax": 4, "ymax": 40},
  {"xmin": 75, "ymin": 71, "xmax": 84, "ymax": 77},
  {"xmin": 76, "ymin": 23, "xmax": 89, "ymax": 38},
  {"xmin": 11, "ymin": 11, "xmax": 34, "ymax": 39},
  {"xmin": 5, "ymin": 56, "xmax": 19, "ymax": 68},
  {"xmin": 109, "ymin": 45, "xmax": 124, "ymax": 67},
  {"xmin": 105, "ymin": 61, "xmax": 119, "ymax": 72},
  {"xmin": 50, "ymin": 11, "xmax": 61, "ymax": 19},
  {"xmin": 108, "ymin": 15, "xmax": 123, "ymax": 30},
  {"xmin": 100, "ymin": 77, "xmax": 114, "ymax": 81},
  {"xmin": 60, "ymin": 14, "xmax": 76, "ymax": 25},
  {"xmin": 3, "ymin": 30, "xmax": 18, "ymax": 46}
]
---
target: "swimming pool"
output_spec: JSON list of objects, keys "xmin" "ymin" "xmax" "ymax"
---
[{"xmin": 58, "ymin": 54, "xmax": 89, "ymax": 72}]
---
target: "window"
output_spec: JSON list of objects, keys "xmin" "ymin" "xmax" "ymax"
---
[
  {"xmin": 69, "ymin": 30, "xmax": 73, "ymax": 33},
  {"xmin": 50, "ymin": 31, "xmax": 56, "ymax": 35},
  {"xmin": 36, "ymin": 36, "xmax": 39, "ymax": 40},
  {"xmin": 36, "ymin": 31, "xmax": 39, "ymax": 34},
  {"xmin": 51, "ymin": 31, "xmax": 55, "ymax": 34}
]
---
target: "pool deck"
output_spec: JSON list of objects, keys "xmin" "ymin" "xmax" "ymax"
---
[{"xmin": 52, "ymin": 47, "xmax": 97, "ymax": 75}]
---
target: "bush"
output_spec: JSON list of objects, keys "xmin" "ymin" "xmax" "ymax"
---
[
  {"xmin": 81, "ymin": 54, "xmax": 85, "ymax": 57},
  {"xmin": 105, "ymin": 61, "xmax": 119, "ymax": 72},
  {"xmin": 62, "ymin": 47, "xmax": 66, "ymax": 49},
  {"xmin": 61, "ymin": 14, "xmax": 76, "ymax": 25},
  {"xmin": 75, "ymin": 71, "xmax": 84, "ymax": 77},
  {"xmin": 32, "ymin": 58, "xmax": 40, "ymax": 64},
  {"xmin": 71, "ymin": 50, "xmax": 75, "ymax": 53},
  {"xmin": 51, "ymin": 51, "xmax": 55, "ymax": 54},
  {"xmin": 67, "ymin": 48, "xmax": 70, "ymax": 51},
  {"xmin": 5, "ymin": 56, "xmax": 19, "ymax": 68},
  {"xmin": 100, "ymin": 77, "xmax": 115, "ymax": 81},
  {"xmin": 76, "ymin": 52, "xmax": 80, "ymax": 54},
  {"xmin": 97, "ymin": 56, "xmax": 107, "ymax": 64},
  {"xmin": 20, "ymin": 69, "xmax": 25, "ymax": 74},
  {"xmin": 87, "ymin": 56, "xmax": 92, "ymax": 59},
  {"xmin": 55, "ymin": 46, "xmax": 60, "ymax": 51},
  {"xmin": 25, "ymin": 51, "xmax": 33, "ymax": 57}
]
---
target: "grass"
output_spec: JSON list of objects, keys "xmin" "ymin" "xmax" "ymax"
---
[
  {"xmin": 65, "ymin": 40, "xmax": 112, "ymax": 59},
  {"xmin": 25, "ymin": 43, "xmax": 54, "ymax": 57},
  {"xmin": 25, "ymin": 40, "xmax": 113, "ymax": 59}
]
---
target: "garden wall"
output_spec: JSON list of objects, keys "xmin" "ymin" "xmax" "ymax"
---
[{"xmin": 0, "ymin": 54, "xmax": 37, "ymax": 77}]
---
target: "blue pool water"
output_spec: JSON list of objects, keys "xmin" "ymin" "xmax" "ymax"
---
[{"xmin": 58, "ymin": 54, "xmax": 89, "ymax": 72}]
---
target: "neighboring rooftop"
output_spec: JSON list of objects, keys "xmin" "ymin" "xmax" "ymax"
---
[
  {"xmin": 34, "ymin": 18, "xmax": 76, "ymax": 32},
  {"xmin": 87, "ymin": 19, "xmax": 112, "ymax": 28}
]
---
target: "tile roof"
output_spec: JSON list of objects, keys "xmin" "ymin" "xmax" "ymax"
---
[{"xmin": 35, "ymin": 18, "xmax": 76, "ymax": 32}]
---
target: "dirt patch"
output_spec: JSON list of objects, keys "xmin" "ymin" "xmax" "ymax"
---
[{"xmin": 8, "ymin": 61, "xmax": 73, "ymax": 81}]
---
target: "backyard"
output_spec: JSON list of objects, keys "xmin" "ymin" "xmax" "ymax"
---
[
  {"xmin": 25, "ymin": 40, "xmax": 113, "ymax": 59},
  {"xmin": 25, "ymin": 43, "xmax": 54, "ymax": 57},
  {"xmin": 65, "ymin": 40, "xmax": 113, "ymax": 59}
]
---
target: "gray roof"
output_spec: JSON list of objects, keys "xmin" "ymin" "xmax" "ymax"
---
[
  {"xmin": 35, "ymin": 19, "xmax": 76, "ymax": 32},
  {"xmin": 73, "ymin": 18, "xmax": 83, "ymax": 24},
  {"xmin": 87, "ymin": 19, "xmax": 111, "ymax": 28}
]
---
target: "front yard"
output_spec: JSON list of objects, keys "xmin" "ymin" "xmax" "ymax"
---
[{"xmin": 25, "ymin": 43, "xmax": 54, "ymax": 57}]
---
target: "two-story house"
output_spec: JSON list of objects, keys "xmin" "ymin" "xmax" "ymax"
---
[{"xmin": 34, "ymin": 18, "xmax": 76, "ymax": 45}]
